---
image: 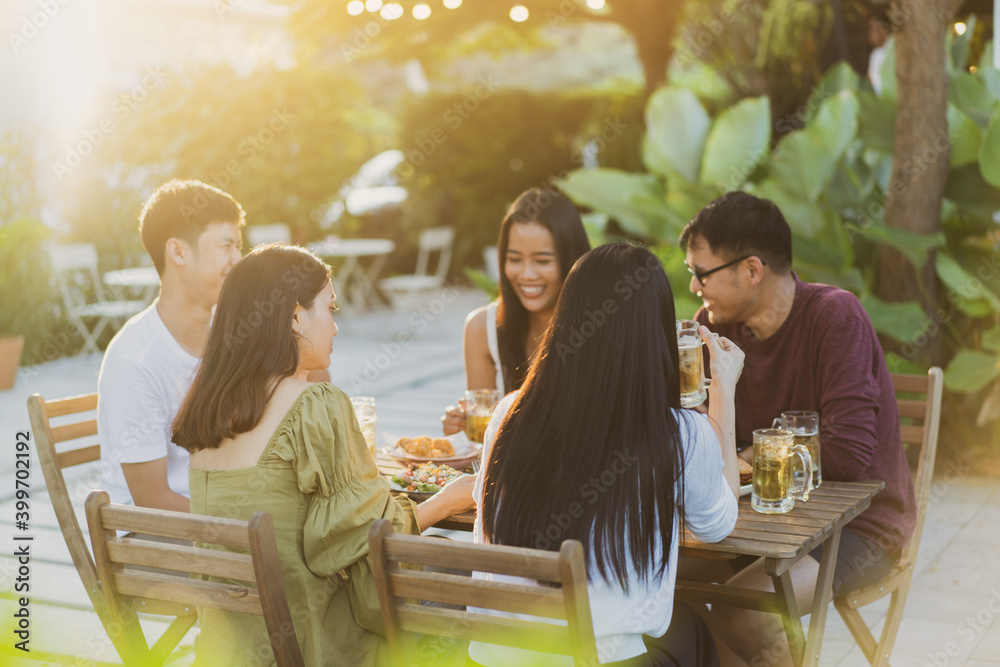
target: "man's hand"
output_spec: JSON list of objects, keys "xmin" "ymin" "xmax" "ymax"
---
[{"xmin": 441, "ymin": 399, "xmax": 467, "ymax": 436}]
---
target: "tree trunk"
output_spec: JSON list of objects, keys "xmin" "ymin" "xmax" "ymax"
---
[
  {"xmin": 878, "ymin": 0, "xmax": 958, "ymax": 365},
  {"xmin": 611, "ymin": 0, "xmax": 686, "ymax": 96}
]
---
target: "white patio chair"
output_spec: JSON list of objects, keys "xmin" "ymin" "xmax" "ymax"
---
[
  {"xmin": 49, "ymin": 244, "xmax": 146, "ymax": 355},
  {"xmin": 246, "ymin": 223, "xmax": 292, "ymax": 248},
  {"xmin": 379, "ymin": 226, "xmax": 454, "ymax": 311}
]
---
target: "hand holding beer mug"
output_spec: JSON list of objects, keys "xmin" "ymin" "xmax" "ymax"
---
[
  {"xmin": 772, "ymin": 411, "xmax": 821, "ymax": 489},
  {"xmin": 351, "ymin": 396, "xmax": 377, "ymax": 456},
  {"xmin": 751, "ymin": 428, "xmax": 813, "ymax": 514},
  {"xmin": 676, "ymin": 320, "xmax": 707, "ymax": 408},
  {"xmin": 464, "ymin": 389, "xmax": 502, "ymax": 443}
]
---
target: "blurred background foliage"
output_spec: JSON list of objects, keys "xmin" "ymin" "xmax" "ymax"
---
[{"xmin": 3, "ymin": 0, "xmax": 999, "ymax": 465}]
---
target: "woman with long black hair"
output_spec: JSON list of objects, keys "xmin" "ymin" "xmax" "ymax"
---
[
  {"xmin": 471, "ymin": 243, "xmax": 744, "ymax": 666},
  {"xmin": 442, "ymin": 188, "xmax": 591, "ymax": 433}
]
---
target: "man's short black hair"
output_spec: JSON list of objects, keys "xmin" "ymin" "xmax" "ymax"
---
[
  {"xmin": 679, "ymin": 191, "xmax": 792, "ymax": 273},
  {"xmin": 139, "ymin": 179, "xmax": 245, "ymax": 275}
]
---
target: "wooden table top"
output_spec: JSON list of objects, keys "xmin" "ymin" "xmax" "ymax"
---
[
  {"xmin": 680, "ymin": 480, "xmax": 884, "ymax": 561},
  {"xmin": 380, "ymin": 454, "xmax": 883, "ymax": 549}
]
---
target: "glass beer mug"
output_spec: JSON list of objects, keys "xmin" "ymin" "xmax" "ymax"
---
[
  {"xmin": 751, "ymin": 428, "xmax": 813, "ymax": 514},
  {"xmin": 772, "ymin": 411, "xmax": 821, "ymax": 489},
  {"xmin": 675, "ymin": 320, "xmax": 707, "ymax": 408}
]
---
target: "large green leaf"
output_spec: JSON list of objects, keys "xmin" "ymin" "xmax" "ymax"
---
[
  {"xmin": 935, "ymin": 252, "xmax": 1000, "ymax": 316},
  {"xmin": 754, "ymin": 179, "xmax": 825, "ymax": 237},
  {"xmin": 642, "ymin": 87, "xmax": 710, "ymax": 182},
  {"xmin": 699, "ymin": 96, "xmax": 771, "ymax": 191},
  {"xmin": 950, "ymin": 73, "xmax": 996, "ymax": 127},
  {"xmin": 767, "ymin": 130, "xmax": 835, "ymax": 203},
  {"xmin": 560, "ymin": 168, "xmax": 670, "ymax": 239},
  {"xmin": 948, "ymin": 104, "xmax": 981, "ymax": 168},
  {"xmin": 859, "ymin": 293, "xmax": 929, "ymax": 344},
  {"xmin": 944, "ymin": 164, "xmax": 1000, "ymax": 214},
  {"xmin": 983, "ymin": 327, "xmax": 1000, "ymax": 353},
  {"xmin": 804, "ymin": 62, "xmax": 861, "ymax": 123},
  {"xmin": 810, "ymin": 90, "xmax": 860, "ymax": 159},
  {"xmin": 845, "ymin": 223, "xmax": 946, "ymax": 270},
  {"xmin": 792, "ymin": 262, "xmax": 865, "ymax": 293},
  {"xmin": 857, "ymin": 91, "xmax": 895, "ymax": 153},
  {"xmin": 979, "ymin": 108, "xmax": 1000, "ymax": 188},
  {"xmin": 944, "ymin": 350, "xmax": 1000, "ymax": 393}
]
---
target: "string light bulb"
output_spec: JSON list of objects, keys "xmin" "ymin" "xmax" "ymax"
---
[
  {"xmin": 586, "ymin": 0, "xmax": 605, "ymax": 9},
  {"xmin": 365, "ymin": 0, "xmax": 383, "ymax": 12},
  {"xmin": 413, "ymin": 3, "xmax": 431, "ymax": 19},
  {"xmin": 347, "ymin": 0, "xmax": 364, "ymax": 15},
  {"xmin": 954, "ymin": 22, "xmax": 967, "ymax": 35},
  {"xmin": 381, "ymin": 3, "xmax": 403, "ymax": 19},
  {"xmin": 444, "ymin": 0, "xmax": 462, "ymax": 7},
  {"xmin": 510, "ymin": 5, "xmax": 528, "ymax": 22}
]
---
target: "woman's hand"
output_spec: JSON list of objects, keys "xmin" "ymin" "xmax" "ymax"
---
[
  {"xmin": 441, "ymin": 400, "xmax": 467, "ymax": 436},
  {"xmin": 415, "ymin": 473, "xmax": 477, "ymax": 530},
  {"xmin": 701, "ymin": 326, "xmax": 744, "ymax": 397}
]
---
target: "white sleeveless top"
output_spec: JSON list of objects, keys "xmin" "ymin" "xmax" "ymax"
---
[{"xmin": 485, "ymin": 302, "xmax": 505, "ymax": 394}]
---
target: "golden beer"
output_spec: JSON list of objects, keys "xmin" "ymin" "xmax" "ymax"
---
[
  {"xmin": 752, "ymin": 455, "xmax": 792, "ymax": 505},
  {"xmin": 676, "ymin": 318, "xmax": 706, "ymax": 408},
  {"xmin": 465, "ymin": 413, "xmax": 492, "ymax": 444},
  {"xmin": 792, "ymin": 431, "xmax": 821, "ymax": 488},
  {"xmin": 358, "ymin": 417, "xmax": 377, "ymax": 456},
  {"xmin": 750, "ymin": 428, "xmax": 812, "ymax": 514}
]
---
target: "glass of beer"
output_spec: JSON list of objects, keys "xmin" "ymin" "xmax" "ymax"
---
[
  {"xmin": 464, "ymin": 389, "xmax": 502, "ymax": 444},
  {"xmin": 676, "ymin": 320, "xmax": 707, "ymax": 408},
  {"xmin": 350, "ymin": 396, "xmax": 377, "ymax": 456},
  {"xmin": 751, "ymin": 428, "xmax": 813, "ymax": 514},
  {"xmin": 773, "ymin": 411, "xmax": 821, "ymax": 489}
]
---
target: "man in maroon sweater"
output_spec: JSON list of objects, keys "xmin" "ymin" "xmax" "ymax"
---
[{"xmin": 680, "ymin": 192, "xmax": 916, "ymax": 667}]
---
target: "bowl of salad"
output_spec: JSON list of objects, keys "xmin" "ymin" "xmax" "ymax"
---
[{"xmin": 389, "ymin": 462, "xmax": 466, "ymax": 499}]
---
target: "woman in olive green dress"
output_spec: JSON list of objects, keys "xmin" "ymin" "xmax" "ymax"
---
[{"xmin": 172, "ymin": 244, "xmax": 475, "ymax": 667}]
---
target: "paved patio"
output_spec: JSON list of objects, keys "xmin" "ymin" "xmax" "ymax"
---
[{"xmin": 0, "ymin": 287, "xmax": 998, "ymax": 666}]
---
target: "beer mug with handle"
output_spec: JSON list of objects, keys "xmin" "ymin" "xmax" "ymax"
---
[
  {"xmin": 675, "ymin": 320, "xmax": 707, "ymax": 408},
  {"xmin": 751, "ymin": 428, "xmax": 813, "ymax": 514},
  {"xmin": 773, "ymin": 411, "xmax": 821, "ymax": 489}
]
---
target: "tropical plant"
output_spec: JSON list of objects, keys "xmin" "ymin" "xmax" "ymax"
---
[{"xmin": 559, "ymin": 35, "xmax": 1000, "ymax": 435}]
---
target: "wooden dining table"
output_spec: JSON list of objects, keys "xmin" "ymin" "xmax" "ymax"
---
[{"xmin": 378, "ymin": 454, "xmax": 882, "ymax": 667}]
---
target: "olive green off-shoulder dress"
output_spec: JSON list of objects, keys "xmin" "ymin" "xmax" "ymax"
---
[{"xmin": 188, "ymin": 383, "xmax": 418, "ymax": 667}]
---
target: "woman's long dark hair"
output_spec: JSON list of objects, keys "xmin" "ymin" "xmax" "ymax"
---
[
  {"xmin": 496, "ymin": 188, "xmax": 590, "ymax": 391},
  {"xmin": 482, "ymin": 243, "xmax": 686, "ymax": 589},
  {"xmin": 172, "ymin": 244, "xmax": 331, "ymax": 452}
]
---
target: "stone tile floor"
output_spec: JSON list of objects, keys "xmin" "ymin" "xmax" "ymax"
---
[{"xmin": 0, "ymin": 288, "xmax": 996, "ymax": 666}]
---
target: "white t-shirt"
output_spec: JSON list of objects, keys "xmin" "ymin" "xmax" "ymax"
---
[
  {"xmin": 469, "ymin": 392, "xmax": 738, "ymax": 665},
  {"xmin": 96, "ymin": 302, "xmax": 198, "ymax": 505}
]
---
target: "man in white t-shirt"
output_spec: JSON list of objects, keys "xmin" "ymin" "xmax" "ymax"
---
[{"xmin": 97, "ymin": 180, "xmax": 244, "ymax": 509}]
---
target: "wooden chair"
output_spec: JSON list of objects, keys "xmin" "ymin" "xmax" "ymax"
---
[
  {"xmin": 28, "ymin": 392, "xmax": 196, "ymax": 665},
  {"xmin": 833, "ymin": 367, "xmax": 943, "ymax": 667},
  {"xmin": 86, "ymin": 490, "xmax": 305, "ymax": 667},
  {"xmin": 368, "ymin": 519, "xmax": 598, "ymax": 666}
]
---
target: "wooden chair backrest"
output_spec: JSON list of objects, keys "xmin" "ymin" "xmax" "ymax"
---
[
  {"xmin": 85, "ymin": 491, "xmax": 305, "ymax": 667},
  {"xmin": 891, "ymin": 368, "xmax": 943, "ymax": 569},
  {"xmin": 27, "ymin": 393, "xmax": 103, "ymax": 603},
  {"xmin": 368, "ymin": 519, "xmax": 598, "ymax": 666}
]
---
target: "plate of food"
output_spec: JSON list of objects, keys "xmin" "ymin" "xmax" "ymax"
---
[
  {"xmin": 739, "ymin": 457, "xmax": 753, "ymax": 497},
  {"xmin": 382, "ymin": 432, "xmax": 483, "ymax": 471},
  {"xmin": 389, "ymin": 462, "xmax": 466, "ymax": 500}
]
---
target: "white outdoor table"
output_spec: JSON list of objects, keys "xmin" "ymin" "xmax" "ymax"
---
[
  {"xmin": 307, "ymin": 238, "xmax": 395, "ymax": 309},
  {"xmin": 103, "ymin": 267, "xmax": 160, "ymax": 305}
]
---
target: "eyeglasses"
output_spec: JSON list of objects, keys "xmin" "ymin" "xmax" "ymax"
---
[{"xmin": 685, "ymin": 255, "xmax": 765, "ymax": 287}]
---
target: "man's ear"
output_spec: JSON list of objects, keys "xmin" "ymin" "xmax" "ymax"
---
[
  {"xmin": 746, "ymin": 256, "xmax": 766, "ymax": 286},
  {"xmin": 164, "ymin": 238, "xmax": 190, "ymax": 269}
]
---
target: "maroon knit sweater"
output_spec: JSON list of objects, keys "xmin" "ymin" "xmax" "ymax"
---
[{"xmin": 695, "ymin": 275, "xmax": 916, "ymax": 555}]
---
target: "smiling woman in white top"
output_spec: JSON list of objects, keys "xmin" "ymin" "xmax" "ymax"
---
[
  {"xmin": 471, "ymin": 243, "xmax": 745, "ymax": 666},
  {"xmin": 442, "ymin": 189, "xmax": 590, "ymax": 434}
]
